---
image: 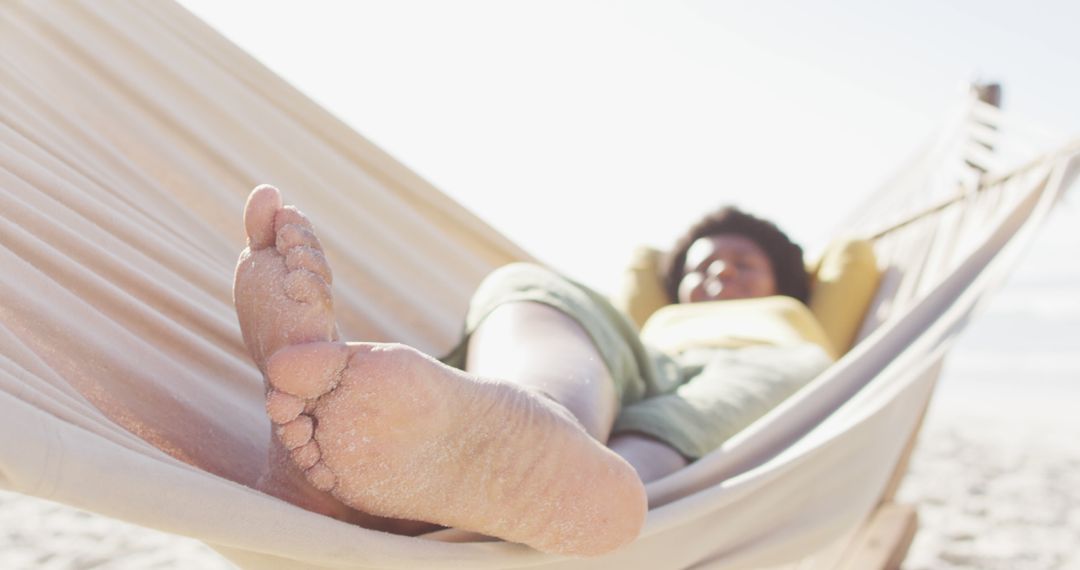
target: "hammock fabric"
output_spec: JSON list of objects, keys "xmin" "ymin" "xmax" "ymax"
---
[{"xmin": 1, "ymin": 1, "xmax": 1077, "ymax": 568}]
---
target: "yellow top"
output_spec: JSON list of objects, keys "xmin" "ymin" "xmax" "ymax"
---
[
  {"xmin": 610, "ymin": 237, "xmax": 881, "ymax": 356},
  {"xmin": 641, "ymin": 296, "xmax": 839, "ymax": 359}
]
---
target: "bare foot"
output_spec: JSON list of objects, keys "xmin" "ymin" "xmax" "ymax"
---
[
  {"xmin": 266, "ymin": 341, "xmax": 647, "ymax": 556},
  {"xmin": 234, "ymin": 186, "xmax": 646, "ymax": 555},
  {"xmin": 234, "ymin": 185, "xmax": 428, "ymax": 533},
  {"xmin": 233, "ymin": 184, "xmax": 338, "ymax": 373}
]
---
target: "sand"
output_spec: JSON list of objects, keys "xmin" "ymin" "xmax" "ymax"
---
[
  {"xmin": 900, "ymin": 425, "xmax": 1079, "ymax": 569},
  {"xmin": 0, "ymin": 489, "xmax": 232, "ymax": 569},
  {"xmin": 897, "ymin": 388, "xmax": 1080, "ymax": 570}
]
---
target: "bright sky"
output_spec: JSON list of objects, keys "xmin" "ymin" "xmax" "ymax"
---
[{"xmin": 179, "ymin": 0, "xmax": 1080, "ymax": 292}]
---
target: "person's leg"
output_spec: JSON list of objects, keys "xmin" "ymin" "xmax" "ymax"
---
[
  {"xmin": 465, "ymin": 302, "xmax": 619, "ymax": 441},
  {"xmin": 234, "ymin": 185, "xmax": 646, "ymax": 556},
  {"xmin": 465, "ymin": 303, "xmax": 690, "ymax": 483},
  {"xmin": 234, "ymin": 184, "xmax": 410, "ymax": 529}
]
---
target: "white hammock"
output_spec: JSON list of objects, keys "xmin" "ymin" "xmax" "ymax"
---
[{"xmin": 1, "ymin": 1, "xmax": 1077, "ymax": 568}]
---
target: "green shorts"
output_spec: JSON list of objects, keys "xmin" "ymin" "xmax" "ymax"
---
[{"xmin": 441, "ymin": 263, "xmax": 831, "ymax": 459}]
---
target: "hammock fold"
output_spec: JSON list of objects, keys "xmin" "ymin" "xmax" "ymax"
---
[{"xmin": 2, "ymin": 1, "xmax": 1077, "ymax": 568}]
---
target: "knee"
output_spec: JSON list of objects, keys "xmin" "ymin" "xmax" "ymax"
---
[
  {"xmin": 472, "ymin": 262, "xmax": 561, "ymax": 302},
  {"xmin": 481, "ymin": 261, "xmax": 555, "ymax": 286}
]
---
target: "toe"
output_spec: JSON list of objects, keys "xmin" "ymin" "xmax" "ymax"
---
[
  {"xmin": 274, "ymin": 205, "xmax": 315, "ymax": 234},
  {"xmin": 306, "ymin": 463, "xmax": 337, "ymax": 492},
  {"xmin": 266, "ymin": 342, "xmax": 350, "ymax": 399},
  {"xmin": 276, "ymin": 224, "xmax": 322, "ymax": 255},
  {"xmin": 285, "ymin": 246, "xmax": 333, "ymax": 284},
  {"xmin": 244, "ymin": 185, "xmax": 283, "ymax": 250},
  {"xmin": 284, "ymin": 269, "xmax": 332, "ymax": 304},
  {"xmin": 277, "ymin": 415, "xmax": 315, "ymax": 450},
  {"xmin": 291, "ymin": 441, "xmax": 321, "ymax": 470},
  {"xmin": 266, "ymin": 390, "xmax": 305, "ymax": 424}
]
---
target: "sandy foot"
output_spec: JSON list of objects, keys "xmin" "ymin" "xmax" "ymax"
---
[
  {"xmin": 235, "ymin": 185, "xmax": 645, "ymax": 555},
  {"xmin": 266, "ymin": 341, "xmax": 646, "ymax": 555},
  {"xmin": 233, "ymin": 184, "xmax": 338, "ymax": 372},
  {"xmin": 234, "ymin": 185, "xmax": 425, "ymax": 532}
]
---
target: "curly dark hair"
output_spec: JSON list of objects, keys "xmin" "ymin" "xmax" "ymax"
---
[{"xmin": 662, "ymin": 206, "xmax": 809, "ymax": 304}]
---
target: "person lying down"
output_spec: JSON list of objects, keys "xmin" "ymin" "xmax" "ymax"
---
[{"xmin": 233, "ymin": 185, "xmax": 832, "ymax": 557}]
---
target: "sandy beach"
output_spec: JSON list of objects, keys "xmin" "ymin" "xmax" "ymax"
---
[{"xmin": 898, "ymin": 390, "xmax": 1080, "ymax": 570}]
